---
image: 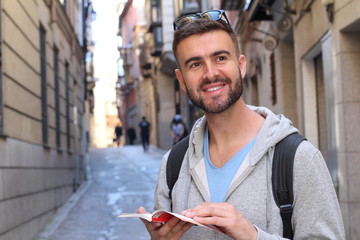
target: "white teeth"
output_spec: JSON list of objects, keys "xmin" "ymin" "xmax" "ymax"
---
[{"xmin": 205, "ymin": 86, "xmax": 223, "ymax": 92}]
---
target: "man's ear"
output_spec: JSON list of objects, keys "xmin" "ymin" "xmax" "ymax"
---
[
  {"xmin": 175, "ymin": 69, "xmax": 187, "ymax": 92},
  {"xmin": 238, "ymin": 54, "xmax": 247, "ymax": 79}
]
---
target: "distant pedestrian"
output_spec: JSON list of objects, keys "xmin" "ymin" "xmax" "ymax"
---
[
  {"xmin": 127, "ymin": 127, "xmax": 137, "ymax": 145},
  {"xmin": 170, "ymin": 114, "xmax": 188, "ymax": 145},
  {"xmin": 138, "ymin": 116, "xmax": 150, "ymax": 151},
  {"xmin": 114, "ymin": 124, "xmax": 122, "ymax": 147}
]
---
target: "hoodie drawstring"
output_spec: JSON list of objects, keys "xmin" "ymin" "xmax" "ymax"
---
[{"xmin": 265, "ymin": 147, "xmax": 274, "ymax": 230}]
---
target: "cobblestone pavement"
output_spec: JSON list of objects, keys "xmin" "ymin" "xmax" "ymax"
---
[{"xmin": 39, "ymin": 145, "xmax": 167, "ymax": 240}]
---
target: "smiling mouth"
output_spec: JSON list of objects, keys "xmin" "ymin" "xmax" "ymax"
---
[{"xmin": 204, "ymin": 84, "xmax": 225, "ymax": 92}]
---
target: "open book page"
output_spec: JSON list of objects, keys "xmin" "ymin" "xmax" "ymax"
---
[
  {"xmin": 118, "ymin": 210, "xmax": 224, "ymax": 234},
  {"xmin": 118, "ymin": 212, "xmax": 153, "ymax": 222}
]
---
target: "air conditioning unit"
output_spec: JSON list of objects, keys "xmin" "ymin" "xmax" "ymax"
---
[
  {"xmin": 277, "ymin": 16, "xmax": 292, "ymax": 32},
  {"xmin": 263, "ymin": 35, "xmax": 278, "ymax": 51}
]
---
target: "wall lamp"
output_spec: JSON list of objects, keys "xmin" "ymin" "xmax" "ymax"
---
[{"xmin": 321, "ymin": 0, "xmax": 334, "ymax": 23}]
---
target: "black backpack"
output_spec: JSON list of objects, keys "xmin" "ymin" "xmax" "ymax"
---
[{"xmin": 166, "ymin": 133, "xmax": 306, "ymax": 239}]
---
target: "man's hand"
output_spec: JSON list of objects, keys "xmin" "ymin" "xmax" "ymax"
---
[
  {"xmin": 181, "ymin": 202, "xmax": 258, "ymax": 240},
  {"xmin": 137, "ymin": 207, "xmax": 193, "ymax": 240}
]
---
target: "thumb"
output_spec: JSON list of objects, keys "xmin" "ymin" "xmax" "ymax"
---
[{"xmin": 137, "ymin": 206, "xmax": 147, "ymax": 214}]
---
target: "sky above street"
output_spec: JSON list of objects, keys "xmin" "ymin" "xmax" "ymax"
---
[{"xmin": 91, "ymin": 0, "xmax": 125, "ymax": 81}]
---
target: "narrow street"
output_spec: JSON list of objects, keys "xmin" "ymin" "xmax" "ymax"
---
[{"xmin": 41, "ymin": 145, "xmax": 167, "ymax": 240}]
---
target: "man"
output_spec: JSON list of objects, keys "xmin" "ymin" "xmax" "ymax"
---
[
  {"xmin": 127, "ymin": 126, "xmax": 137, "ymax": 145},
  {"xmin": 137, "ymin": 10, "xmax": 345, "ymax": 239},
  {"xmin": 171, "ymin": 114, "xmax": 188, "ymax": 145},
  {"xmin": 114, "ymin": 124, "xmax": 122, "ymax": 147},
  {"xmin": 139, "ymin": 116, "xmax": 150, "ymax": 151}
]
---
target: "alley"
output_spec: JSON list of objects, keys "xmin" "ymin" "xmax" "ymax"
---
[{"xmin": 41, "ymin": 145, "xmax": 167, "ymax": 240}]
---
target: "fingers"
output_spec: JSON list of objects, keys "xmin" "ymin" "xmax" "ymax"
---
[
  {"xmin": 183, "ymin": 202, "xmax": 232, "ymax": 219},
  {"xmin": 157, "ymin": 217, "xmax": 180, "ymax": 235},
  {"xmin": 182, "ymin": 202, "xmax": 240, "ymax": 229},
  {"xmin": 147, "ymin": 217, "xmax": 193, "ymax": 240},
  {"xmin": 136, "ymin": 206, "xmax": 146, "ymax": 213},
  {"xmin": 159, "ymin": 218, "xmax": 193, "ymax": 239},
  {"xmin": 135, "ymin": 207, "xmax": 193, "ymax": 239},
  {"xmin": 135, "ymin": 207, "xmax": 162, "ymax": 229},
  {"xmin": 171, "ymin": 222, "xmax": 193, "ymax": 239},
  {"xmin": 146, "ymin": 221, "xmax": 162, "ymax": 231},
  {"xmin": 182, "ymin": 203, "xmax": 258, "ymax": 240}
]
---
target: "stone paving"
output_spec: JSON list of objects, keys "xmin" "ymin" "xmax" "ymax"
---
[{"xmin": 38, "ymin": 145, "xmax": 167, "ymax": 240}]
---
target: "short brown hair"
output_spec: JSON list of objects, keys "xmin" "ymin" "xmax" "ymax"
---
[{"xmin": 172, "ymin": 18, "xmax": 240, "ymax": 63}]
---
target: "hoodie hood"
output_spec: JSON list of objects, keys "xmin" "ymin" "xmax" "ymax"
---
[
  {"xmin": 188, "ymin": 105, "xmax": 299, "ymax": 168},
  {"xmin": 248, "ymin": 105, "xmax": 299, "ymax": 165}
]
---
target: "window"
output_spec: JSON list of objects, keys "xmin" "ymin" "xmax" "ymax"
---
[
  {"xmin": 314, "ymin": 54, "xmax": 328, "ymax": 162},
  {"xmin": 250, "ymin": 76, "xmax": 259, "ymax": 106},
  {"xmin": 151, "ymin": 0, "xmax": 161, "ymax": 21},
  {"xmin": 0, "ymin": 0, "xmax": 2, "ymax": 134},
  {"xmin": 301, "ymin": 33, "xmax": 337, "ymax": 188},
  {"xmin": 54, "ymin": 47, "xmax": 61, "ymax": 148},
  {"xmin": 184, "ymin": 0, "xmax": 200, "ymax": 9},
  {"xmin": 174, "ymin": 79, "xmax": 180, "ymax": 114},
  {"xmin": 0, "ymin": 35, "xmax": 3, "ymax": 134},
  {"xmin": 59, "ymin": 0, "xmax": 67, "ymax": 10},
  {"xmin": 65, "ymin": 62, "xmax": 71, "ymax": 151},
  {"xmin": 40, "ymin": 25, "xmax": 48, "ymax": 145},
  {"xmin": 270, "ymin": 53, "xmax": 277, "ymax": 105}
]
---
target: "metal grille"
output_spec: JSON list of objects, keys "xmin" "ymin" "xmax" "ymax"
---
[
  {"xmin": 65, "ymin": 62, "xmax": 71, "ymax": 151},
  {"xmin": 54, "ymin": 47, "xmax": 61, "ymax": 148},
  {"xmin": 40, "ymin": 25, "xmax": 48, "ymax": 145},
  {"xmin": 315, "ymin": 54, "xmax": 328, "ymax": 162}
]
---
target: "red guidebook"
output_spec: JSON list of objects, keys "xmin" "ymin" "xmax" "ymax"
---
[{"xmin": 118, "ymin": 210, "xmax": 224, "ymax": 234}]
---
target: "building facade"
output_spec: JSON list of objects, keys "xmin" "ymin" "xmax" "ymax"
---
[
  {"xmin": 118, "ymin": 0, "xmax": 157, "ymax": 147},
  {"xmin": 0, "ymin": 0, "xmax": 88, "ymax": 239},
  {"xmin": 229, "ymin": 0, "xmax": 360, "ymax": 239}
]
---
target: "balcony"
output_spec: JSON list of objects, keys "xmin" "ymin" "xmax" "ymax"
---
[
  {"xmin": 118, "ymin": 44, "xmax": 133, "ymax": 67},
  {"xmin": 139, "ymin": 45, "xmax": 152, "ymax": 78},
  {"xmin": 149, "ymin": 22, "xmax": 162, "ymax": 57},
  {"xmin": 221, "ymin": 0, "xmax": 245, "ymax": 10},
  {"xmin": 139, "ymin": 45, "xmax": 151, "ymax": 70},
  {"xmin": 247, "ymin": 0, "xmax": 276, "ymax": 21}
]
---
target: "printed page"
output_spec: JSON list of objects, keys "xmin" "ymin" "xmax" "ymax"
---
[
  {"xmin": 118, "ymin": 212, "xmax": 152, "ymax": 222},
  {"xmin": 119, "ymin": 210, "xmax": 224, "ymax": 233}
]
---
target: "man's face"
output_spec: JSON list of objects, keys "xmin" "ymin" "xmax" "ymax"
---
[{"xmin": 175, "ymin": 30, "xmax": 246, "ymax": 114}]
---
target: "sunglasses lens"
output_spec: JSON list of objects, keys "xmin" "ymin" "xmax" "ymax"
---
[
  {"xmin": 173, "ymin": 10, "xmax": 227, "ymax": 30},
  {"xmin": 175, "ymin": 15, "xmax": 197, "ymax": 29},
  {"xmin": 202, "ymin": 11, "xmax": 221, "ymax": 21}
]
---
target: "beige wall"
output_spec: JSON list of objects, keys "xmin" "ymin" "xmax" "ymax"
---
[
  {"xmin": 137, "ymin": 77, "xmax": 158, "ymax": 146},
  {"xmin": 334, "ymin": 31, "xmax": 360, "ymax": 240},
  {"xmin": 154, "ymin": 59, "xmax": 176, "ymax": 150},
  {"xmin": 290, "ymin": 1, "xmax": 360, "ymax": 239},
  {"xmin": 0, "ymin": 138, "xmax": 75, "ymax": 239},
  {"xmin": 240, "ymin": 0, "xmax": 360, "ymax": 238},
  {"xmin": 242, "ymin": 26, "xmax": 298, "ymax": 126},
  {"xmin": 0, "ymin": 0, "xmax": 86, "ymax": 239}
]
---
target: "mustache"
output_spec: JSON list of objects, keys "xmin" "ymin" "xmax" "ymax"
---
[{"xmin": 199, "ymin": 77, "xmax": 231, "ymax": 89}]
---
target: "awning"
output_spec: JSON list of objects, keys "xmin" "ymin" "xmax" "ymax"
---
[{"xmin": 160, "ymin": 52, "xmax": 177, "ymax": 77}]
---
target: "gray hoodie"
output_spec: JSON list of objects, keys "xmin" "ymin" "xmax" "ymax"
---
[{"xmin": 154, "ymin": 106, "xmax": 345, "ymax": 239}]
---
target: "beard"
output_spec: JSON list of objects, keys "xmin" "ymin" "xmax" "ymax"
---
[{"xmin": 186, "ymin": 71, "xmax": 243, "ymax": 114}]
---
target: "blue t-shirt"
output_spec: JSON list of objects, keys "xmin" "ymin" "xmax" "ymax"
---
[{"xmin": 203, "ymin": 127, "xmax": 256, "ymax": 202}]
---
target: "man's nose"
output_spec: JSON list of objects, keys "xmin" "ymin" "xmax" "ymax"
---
[{"xmin": 203, "ymin": 62, "xmax": 219, "ymax": 80}]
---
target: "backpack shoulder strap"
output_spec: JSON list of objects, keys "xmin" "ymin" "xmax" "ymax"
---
[
  {"xmin": 166, "ymin": 135, "xmax": 190, "ymax": 199},
  {"xmin": 272, "ymin": 133, "xmax": 306, "ymax": 239}
]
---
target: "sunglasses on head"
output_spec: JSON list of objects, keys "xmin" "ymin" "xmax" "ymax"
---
[{"xmin": 173, "ymin": 10, "xmax": 230, "ymax": 31}]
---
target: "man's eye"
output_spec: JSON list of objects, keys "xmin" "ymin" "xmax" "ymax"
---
[
  {"xmin": 190, "ymin": 62, "xmax": 200, "ymax": 68},
  {"xmin": 217, "ymin": 56, "xmax": 226, "ymax": 61}
]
